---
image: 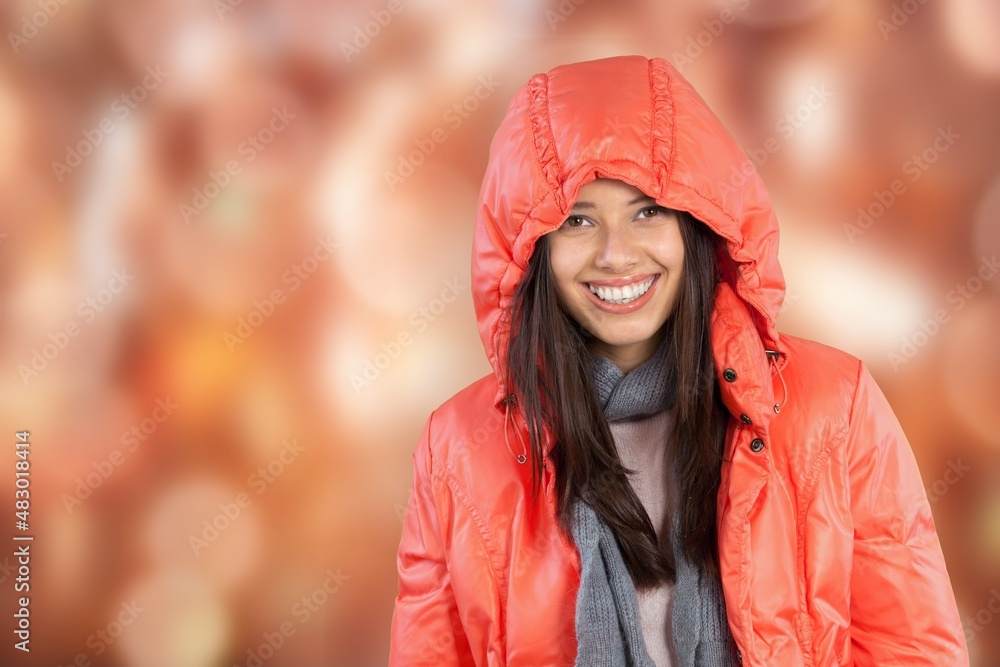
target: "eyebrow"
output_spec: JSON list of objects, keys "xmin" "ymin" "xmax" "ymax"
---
[{"xmin": 571, "ymin": 194, "xmax": 657, "ymax": 210}]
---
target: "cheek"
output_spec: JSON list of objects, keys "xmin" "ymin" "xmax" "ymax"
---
[
  {"xmin": 651, "ymin": 241, "xmax": 685, "ymax": 273},
  {"xmin": 647, "ymin": 222, "xmax": 685, "ymax": 270},
  {"xmin": 673, "ymin": 248, "xmax": 686, "ymax": 275},
  {"xmin": 667, "ymin": 226, "xmax": 686, "ymax": 270},
  {"xmin": 547, "ymin": 241, "xmax": 585, "ymax": 293},
  {"xmin": 553, "ymin": 273, "xmax": 581, "ymax": 311}
]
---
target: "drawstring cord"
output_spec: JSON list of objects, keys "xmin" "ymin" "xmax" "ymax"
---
[
  {"xmin": 766, "ymin": 350, "xmax": 787, "ymax": 414},
  {"xmin": 503, "ymin": 395, "xmax": 527, "ymax": 464}
]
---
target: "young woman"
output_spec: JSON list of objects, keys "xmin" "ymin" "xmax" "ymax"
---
[{"xmin": 389, "ymin": 55, "xmax": 968, "ymax": 666}]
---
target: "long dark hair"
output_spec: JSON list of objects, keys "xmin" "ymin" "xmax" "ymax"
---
[{"xmin": 504, "ymin": 209, "xmax": 731, "ymax": 588}]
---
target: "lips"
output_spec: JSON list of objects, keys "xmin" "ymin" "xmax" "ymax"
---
[
  {"xmin": 588, "ymin": 276, "xmax": 655, "ymax": 304},
  {"xmin": 583, "ymin": 274, "xmax": 660, "ymax": 313}
]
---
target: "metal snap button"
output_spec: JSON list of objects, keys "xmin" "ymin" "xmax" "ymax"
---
[
  {"xmin": 723, "ymin": 368, "xmax": 737, "ymax": 382},
  {"xmin": 740, "ymin": 414, "xmax": 751, "ymax": 425},
  {"xmin": 750, "ymin": 438, "xmax": 765, "ymax": 452}
]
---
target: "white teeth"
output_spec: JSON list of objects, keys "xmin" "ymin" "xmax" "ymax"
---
[{"xmin": 588, "ymin": 277, "xmax": 654, "ymax": 305}]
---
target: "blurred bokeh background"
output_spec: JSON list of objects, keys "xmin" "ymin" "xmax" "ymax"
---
[{"xmin": 0, "ymin": 0, "xmax": 997, "ymax": 665}]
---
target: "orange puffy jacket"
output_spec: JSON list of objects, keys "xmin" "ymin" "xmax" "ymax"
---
[{"xmin": 389, "ymin": 55, "xmax": 969, "ymax": 667}]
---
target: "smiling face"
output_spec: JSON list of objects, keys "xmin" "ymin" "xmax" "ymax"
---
[{"xmin": 547, "ymin": 178, "xmax": 686, "ymax": 373}]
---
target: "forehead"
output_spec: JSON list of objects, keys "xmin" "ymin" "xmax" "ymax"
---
[{"xmin": 571, "ymin": 178, "xmax": 655, "ymax": 208}]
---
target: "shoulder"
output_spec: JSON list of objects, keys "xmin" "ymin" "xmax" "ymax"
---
[
  {"xmin": 779, "ymin": 332, "xmax": 864, "ymax": 419},
  {"xmin": 417, "ymin": 374, "xmax": 533, "ymax": 567},
  {"xmin": 768, "ymin": 333, "xmax": 874, "ymax": 475},
  {"xmin": 773, "ymin": 332, "xmax": 908, "ymax": 466},
  {"xmin": 421, "ymin": 374, "xmax": 523, "ymax": 485},
  {"xmin": 781, "ymin": 333, "xmax": 863, "ymax": 384}
]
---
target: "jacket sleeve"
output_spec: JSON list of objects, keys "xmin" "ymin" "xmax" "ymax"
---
[
  {"xmin": 389, "ymin": 413, "xmax": 476, "ymax": 666},
  {"xmin": 845, "ymin": 362, "xmax": 969, "ymax": 666}
]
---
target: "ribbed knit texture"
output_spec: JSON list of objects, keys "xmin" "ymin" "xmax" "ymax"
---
[
  {"xmin": 589, "ymin": 334, "xmax": 676, "ymax": 423},
  {"xmin": 670, "ymin": 510, "xmax": 739, "ymax": 667},
  {"xmin": 572, "ymin": 500, "xmax": 657, "ymax": 667},
  {"xmin": 571, "ymin": 335, "xmax": 740, "ymax": 667}
]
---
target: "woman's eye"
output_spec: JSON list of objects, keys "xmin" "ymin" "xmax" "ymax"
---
[
  {"xmin": 638, "ymin": 206, "xmax": 662, "ymax": 218},
  {"xmin": 562, "ymin": 215, "xmax": 589, "ymax": 228}
]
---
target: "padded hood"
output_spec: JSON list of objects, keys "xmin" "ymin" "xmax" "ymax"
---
[{"xmin": 472, "ymin": 55, "xmax": 787, "ymax": 410}]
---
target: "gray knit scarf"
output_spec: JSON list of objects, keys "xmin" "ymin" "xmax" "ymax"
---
[{"xmin": 571, "ymin": 335, "xmax": 740, "ymax": 667}]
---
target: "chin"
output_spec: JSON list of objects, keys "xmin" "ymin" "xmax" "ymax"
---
[{"xmin": 591, "ymin": 327, "xmax": 663, "ymax": 348}]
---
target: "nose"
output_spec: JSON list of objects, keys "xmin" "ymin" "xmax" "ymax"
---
[{"xmin": 594, "ymin": 223, "xmax": 638, "ymax": 274}]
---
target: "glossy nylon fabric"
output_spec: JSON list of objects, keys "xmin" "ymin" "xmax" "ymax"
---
[{"xmin": 389, "ymin": 56, "xmax": 969, "ymax": 666}]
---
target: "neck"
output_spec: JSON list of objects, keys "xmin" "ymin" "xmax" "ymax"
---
[{"xmin": 585, "ymin": 325, "xmax": 669, "ymax": 374}]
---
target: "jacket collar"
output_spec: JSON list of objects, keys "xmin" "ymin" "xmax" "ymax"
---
[{"xmin": 710, "ymin": 281, "xmax": 788, "ymax": 437}]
